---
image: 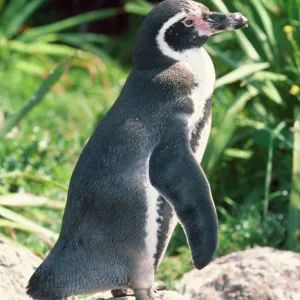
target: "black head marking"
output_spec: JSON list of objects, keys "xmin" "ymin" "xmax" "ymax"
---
[{"xmin": 165, "ymin": 18, "xmax": 208, "ymax": 52}]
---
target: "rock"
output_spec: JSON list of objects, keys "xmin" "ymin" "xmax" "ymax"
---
[
  {"xmin": 0, "ymin": 238, "xmax": 186, "ymax": 300},
  {"xmin": 0, "ymin": 238, "xmax": 42, "ymax": 300},
  {"xmin": 177, "ymin": 247, "xmax": 300, "ymax": 300},
  {"xmin": 3, "ymin": 239, "xmax": 299, "ymax": 300},
  {"xmin": 87, "ymin": 290, "xmax": 187, "ymax": 300}
]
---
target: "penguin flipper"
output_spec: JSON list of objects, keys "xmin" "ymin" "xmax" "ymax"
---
[{"xmin": 149, "ymin": 133, "xmax": 218, "ymax": 270}]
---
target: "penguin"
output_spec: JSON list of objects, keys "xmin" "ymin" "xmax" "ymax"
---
[{"xmin": 27, "ymin": 1, "xmax": 248, "ymax": 299}]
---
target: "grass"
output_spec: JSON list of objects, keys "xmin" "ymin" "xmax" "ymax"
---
[{"xmin": 0, "ymin": 54, "xmax": 128, "ymax": 255}]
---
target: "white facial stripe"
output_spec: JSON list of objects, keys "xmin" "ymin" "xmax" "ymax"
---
[
  {"xmin": 156, "ymin": 12, "xmax": 211, "ymax": 62},
  {"xmin": 156, "ymin": 12, "xmax": 187, "ymax": 61}
]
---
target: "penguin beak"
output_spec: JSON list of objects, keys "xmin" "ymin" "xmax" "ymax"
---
[{"xmin": 203, "ymin": 12, "xmax": 248, "ymax": 32}]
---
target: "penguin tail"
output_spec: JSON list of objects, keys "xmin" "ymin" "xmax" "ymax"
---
[
  {"xmin": 26, "ymin": 264, "xmax": 70, "ymax": 300},
  {"xmin": 26, "ymin": 246, "xmax": 84, "ymax": 300}
]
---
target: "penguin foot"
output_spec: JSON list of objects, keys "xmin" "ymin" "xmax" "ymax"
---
[
  {"xmin": 111, "ymin": 288, "xmax": 134, "ymax": 297},
  {"xmin": 152, "ymin": 282, "xmax": 168, "ymax": 291},
  {"xmin": 134, "ymin": 288, "xmax": 156, "ymax": 300},
  {"xmin": 111, "ymin": 282, "xmax": 167, "ymax": 297}
]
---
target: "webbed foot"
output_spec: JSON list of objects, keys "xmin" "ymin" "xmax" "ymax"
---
[{"xmin": 111, "ymin": 282, "xmax": 167, "ymax": 297}]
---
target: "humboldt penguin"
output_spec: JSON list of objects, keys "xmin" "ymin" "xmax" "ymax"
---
[{"xmin": 27, "ymin": 1, "xmax": 248, "ymax": 299}]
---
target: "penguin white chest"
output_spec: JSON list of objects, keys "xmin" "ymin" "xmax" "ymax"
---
[{"xmin": 183, "ymin": 48, "xmax": 216, "ymax": 162}]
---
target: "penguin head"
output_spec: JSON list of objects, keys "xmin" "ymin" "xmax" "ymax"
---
[{"xmin": 133, "ymin": 0, "xmax": 248, "ymax": 69}]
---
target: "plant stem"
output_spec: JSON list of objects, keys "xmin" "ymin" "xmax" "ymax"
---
[
  {"xmin": 288, "ymin": 106, "xmax": 300, "ymax": 251},
  {"xmin": 264, "ymin": 121, "xmax": 286, "ymax": 220}
]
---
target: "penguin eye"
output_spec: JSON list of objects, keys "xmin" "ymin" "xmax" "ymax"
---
[{"xmin": 183, "ymin": 19, "xmax": 194, "ymax": 27}]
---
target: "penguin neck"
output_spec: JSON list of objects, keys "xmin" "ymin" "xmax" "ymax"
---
[{"xmin": 179, "ymin": 47, "xmax": 216, "ymax": 102}]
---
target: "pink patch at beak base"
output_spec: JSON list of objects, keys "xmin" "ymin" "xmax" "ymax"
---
[{"xmin": 184, "ymin": 15, "xmax": 214, "ymax": 36}]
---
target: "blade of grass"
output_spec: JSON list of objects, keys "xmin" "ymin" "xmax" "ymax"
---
[
  {"xmin": 204, "ymin": 86, "xmax": 259, "ymax": 175},
  {"xmin": 0, "ymin": 0, "xmax": 7, "ymax": 12},
  {"xmin": 0, "ymin": 0, "xmax": 25, "ymax": 31},
  {"xmin": 0, "ymin": 193, "xmax": 65, "ymax": 209},
  {"xmin": 0, "ymin": 219, "xmax": 34, "ymax": 231},
  {"xmin": 19, "ymin": 8, "xmax": 119, "ymax": 41},
  {"xmin": 205, "ymin": 44, "xmax": 238, "ymax": 68},
  {"xmin": 238, "ymin": 118, "xmax": 294, "ymax": 149},
  {"xmin": 5, "ymin": 0, "xmax": 45, "ymax": 38},
  {"xmin": 264, "ymin": 121, "xmax": 286, "ymax": 219},
  {"xmin": 241, "ymin": 71, "xmax": 287, "ymax": 86},
  {"xmin": 124, "ymin": 1, "xmax": 153, "ymax": 15},
  {"xmin": 42, "ymin": 36, "xmax": 113, "ymax": 63},
  {"xmin": 215, "ymin": 62, "xmax": 269, "ymax": 88},
  {"xmin": 7, "ymin": 40, "xmax": 79, "ymax": 56},
  {"xmin": 0, "ymin": 56, "xmax": 74, "ymax": 138},
  {"xmin": 250, "ymin": 0, "xmax": 277, "ymax": 47},
  {"xmin": 288, "ymin": 106, "xmax": 300, "ymax": 251},
  {"xmin": 0, "ymin": 206, "xmax": 58, "ymax": 240},
  {"xmin": 224, "ymin": 148, "xmax": 253, "ymax": 160},
  {"xmin": 210, "ymin": 0, "xmax": 261, "ymax": 60},
  {"xmin": 0, "ymin": 171, "xmax": 68, "ymax": 191},
  {"xmin": 245, "ymin": 16, "xmax": 274, "ymax": 61},
  {"xmin": 261, "ymin": 81, "xmax": 285, "ymax": 106},
  {"xmin": 233, "ymin": 1, "xmax": 274, "ymax": 61},
  {"xmin": 37, "ymin": 33, "xmax": 111, "ymax": 45}
]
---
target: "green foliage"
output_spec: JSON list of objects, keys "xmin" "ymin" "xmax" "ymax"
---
[
  {"xmin": 0, "ymin": 0, "xmax": 299, "ymax": 287},
  {"xmin": 0, "ymin": 56, "xmax": 74, "ymax": 138},
  {"xmin": 288, "ymin": 106, "xmax": 300, "ymax": 251}
]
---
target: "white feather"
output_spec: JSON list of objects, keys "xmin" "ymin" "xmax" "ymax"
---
[{"xmin": 144, "ymin": 157, "xmax": 160, "ymax": 264}]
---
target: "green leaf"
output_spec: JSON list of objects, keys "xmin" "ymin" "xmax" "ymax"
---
[
  {"xmin": 215, "ymin": 63, "xmax": 270, "ymax": 88},
  {"xmin": 38, "ymin": 33, "xmax": 111, "ymax": 45},
  {"xmin": 7, "ymin": 40, "xmax": 79, "ymax": 56},
  {"xmin": 264, "ymin": 121, "xmax": 286, "ymax": 218},
  {"xmin": 37, "ymin": 35, "xmax": 113, "ymax": 63},
  {"xmin": 288, "ymin": 106, "xmax": 300, "ymax": 251},
  {"xmin": 16, "ymin": 61, "xmax": 45, "ymax": 76},
  {"xmin": 243, "ymin": 71, "xmax": 287, "ymax": 85},
  {"xmin": 243, "ymin": 14, "xmax": 274, "ymax": 60},
  {"xmin": 124, "ymin": 1, "xmax": 153, "ymax": 15},
  {"xmin": 0, "ymin": 193, "xmax": 65, "ymax": 209},
  {"xmin": 205, "ymin": 44, "xmax": 238, "ymax": 68},
  {"xmin": 0, "ymin": 0, "xmax": 25, "ymax": 32},
  {"xmin": 0, "ymin": 0, "xmax": 7, "ymax": 13},
  {"xmin": 5, "ymin": 0, "xmax": 45, "ymax": 38},
  {"xmin": 0, "ymin": 56, "xmax": 74, "ymax": 138},
  {"xmin": 210, "ymin": 0, "xmax": 261, "ymax": 60},
  {"xmin": 204, "ymin": 86, "xmax": 259, "ymax": 175},
  {"xmin": 19, "ymin": 8, "xmax": 119, "ymax": 41},
  {"xmin": 0, "ymin": 171, "xmax": 68, "ymax": 191},
  {"xmin": 250, "ymin": 0, "xmax": 277, "ymax": 47},
  {"xmin": 0, "ymin": 206, "xmax": 58, "ymax": 240},
  {"xmin": 224, "ymin": 148, "xmax": 253, "ymax": 159},
  {"xmin": 261, "ymin": 81, "xmax": 285, "ymax": 106}
]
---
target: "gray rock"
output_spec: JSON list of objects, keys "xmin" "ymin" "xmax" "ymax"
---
[
  {"xmin": 177, "ymin": 247, "xmax": 300, "ymax": 300},
  {"xmin": 0, "ymin": 238, "xmax": 41, "ymax": 300},
  {"xmin": 87, "ymin": 290, "xmax": 187, "ymax": 300},
  {"xmin": 2, "ymin": 238, "xmax": 298, "ymax": 300},
  {"xmin": 0, "ymin": 238, "xmax": 185, "ymax": 300}
]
